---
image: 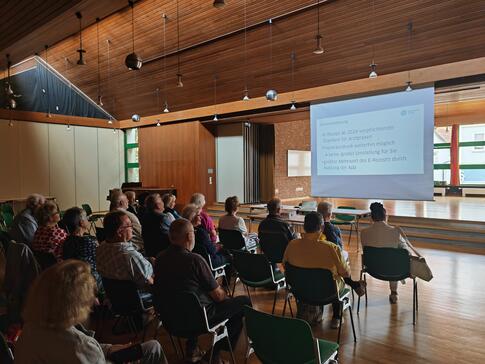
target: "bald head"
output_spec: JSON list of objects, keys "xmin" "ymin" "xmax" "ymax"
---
[
  {"xmin": 169, "ymin": 218, "xmax": 195, "ymax": 250},
  {"xmin": 110, "ymin": 192, "xmax": 129, "ymax": 211}
]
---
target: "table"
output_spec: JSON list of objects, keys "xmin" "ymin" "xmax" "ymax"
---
[
  {"xmin": 248, "ymin": 203, "xmax": 300, "ymax": 214},
  {"xmin": 248, "ymin": 208, "xmax": 371, "ymax": 250}
]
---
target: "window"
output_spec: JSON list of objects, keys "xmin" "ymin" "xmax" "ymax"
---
[
  {"xmin": 125, "ymin": 128, "xmax": 139, "ymax": 183},
  {"xmin": 474, "ymin": 133, "xmax": 484, "ymax": 150}
]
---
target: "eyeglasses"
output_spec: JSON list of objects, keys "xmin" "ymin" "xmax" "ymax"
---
[{"xmin": 120, "ymin": 224, "xmax": 133, "ymax": 230}]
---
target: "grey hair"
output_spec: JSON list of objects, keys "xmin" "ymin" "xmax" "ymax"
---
[
  {"xmin": 26, "ymin": 194, "xmax": 45, "ymax": 210},
  {"xmin": 181, "ymin": 204, "xmax": 200, "ymax": 222},
  {"xmin": 189, "ymin": 193, "xmax": 205, "ymax": 208},
  {"xmin": 317, "ymin": 201, "xmax": 333, "ymax": 217}
]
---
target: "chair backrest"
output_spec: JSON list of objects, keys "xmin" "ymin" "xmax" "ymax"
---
[
  {"xmin": 102, "ymin": 278, "xmax": 145, "ymax": 315},
  {"xmin": 144, "ymin": 232, "xmax": 170, "ymax": 258},
  {"xmin": 0, "ymin": 205, "xmax": 14, "ymax": 229},
  {"xmin": 33, "ymin": 251, "xmax": 57, "ymax": 271},
  {"xmin": 95, "ymin": 227, "xmax": 106, "ymax": 242},
  {"xmin": 259, "ymin": 231, "xmax": 289, "ymax": 264},
  {"xmin": 82, "ymin": 204, "xmax": 93, "ymax": 216},
  {"xmin": 233, "ymin": 250, "xmax": 273, "ymax": 284},
  {"xmin": 0, "ymin": 333, "xmax": 14, "ymax": 364},
  {"xmin": 157, "ymin": 291, "xmax": 208, "ymax": 338},
  {"xmin": 219, "ymin": 229, "xmax": 246, "ymax": 251},
  {"xmin": 284, "ymin": 263, "xmax": 337, "ymax": 306},
  {"xmin": 363, "ymin": 246, "xmax": 410, "ymax": 281},
  {"xmin": 244, "ymin": 306, "xmax": 317, "ymax": 364},
  {"xmin": 335, "ymin": 206, "xmax": 356, "ymax": 222}
]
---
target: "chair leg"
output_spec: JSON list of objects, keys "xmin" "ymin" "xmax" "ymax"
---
[
  {"xmin": 288, "ymin": 298, "xmax": 294, "ymax": 317},
  {"xmin": 413, "ymin": 279, "xmax": 416, "ymax": 325},
  {"xmin": 282, "ymin": 293, "xmax": 288, "ymax": 316},
  {"xmin": 415, "ymin": 279, "xmax": 419, "ymax": 312},
  {"xmin": 272, "ymin": 288, "xmax": 278, "ymax": 314},
  {"xmin": 348, "ymin": 223, "xmax": 353, "ymax": 246},
  {"xmin": 226, "ymin": 332, "xmax": 237, "ymax": 364},
  {"xmin": 348, "ymin": 305, "xmax": 357, "ymax": 343},
  {"xmin": 231, "ymin": 275, "xmax": 238, "ymax": 297},
  {"xmin": 245, "ymin": 284, "xmax": 252, "ymax": 303},
  {"xmin": 337, "ymin": 303, "xmax": 343, "ymax": 344},
  {"xmin": 208, "ymin": 335, "xmax": 215, "ymax": 364},
  {"xmin": 364, "ymin": 273, "xmax": 368, "ymax": 306}
]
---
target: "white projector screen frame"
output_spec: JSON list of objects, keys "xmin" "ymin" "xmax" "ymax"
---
[{"xmin": 310, "ymin": 87, "xmax": 435, "ymax": 201}]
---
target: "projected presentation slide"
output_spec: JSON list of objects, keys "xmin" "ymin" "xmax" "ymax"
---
[
  {"xmin": 316, "ymin": 105, "xmax": 424, "ymax": 176},
  {"xmin": 310, "ymin": 87, "xmax": 434, "ymax": 201}
]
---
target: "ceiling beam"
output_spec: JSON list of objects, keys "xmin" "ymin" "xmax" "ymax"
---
[
  {"xmin": 119, "ymin": 56, "xmax": 485, "ymax": 129},
  {"xmin": 0, "ymin": 109, "xmax": 118, "ymax": 129}
]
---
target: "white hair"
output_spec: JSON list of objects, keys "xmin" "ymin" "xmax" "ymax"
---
[
  {"xmin": 317, "ymin": 201, "xmax": 333, "ymax": 217},
  {"xmin": 190, "ymin": 193, "xmax": 206, "ymax": 208}
]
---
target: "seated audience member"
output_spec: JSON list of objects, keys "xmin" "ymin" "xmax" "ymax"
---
[
  {"xmin": 154, "ymin": 219, "xmax": 250, "ymax": 364},
  {"xmin": 97, "ymin": 210, "xmax": 154, "ymax": 288},
  {"xmin": 137, "ymin": 192, "xmax": 150, "ymax": 219},
  {"xmin": 141, "ymin": 194, "xmax": 174, "ymax": 257},
  {"xmin": 258, "ymin": 197, "xmax": 298, "ymax": 242},
  {"xmin": 182, "ymin": 204, "xmax": 230, "ymax": 269},
  {"xmin": 162, "ymin": 193, "xmax": 181, "ymax": 219},
  {"xmin": 361, "ymin": 202, "xmax": 416, "ymax": 304},
  {"xmin": 190, "ymin": 193, "xmax": 217, "ymax": 243},
  {"xmin": 110, "ymin": 191, "xmax": 144, "ymax": 249},
  {"xmin": 125, "ymin": 190, "xmax": 139, "ymax": 215},
  {"xmin": 283, "ymin": 212, "xmax": 365, "ymax": 327},
  {"xmin": 15, "ymin": 260, "xmax": 167, "ymax": 364},
  {"xmin": 218, "ymin": 196, "xmax": 258, "ymax": 247},
  {"xmin": 317, "ymin": 201, "xmax": 343, "ymax": 250},
  {"xmin": 9, "ymin": 193, "xmax": 45, "ymax": 246},
  {"xmin": 32, "ymin": 201, "xmax": 67, "ymax": 261},
  {"xmin": 62, "ymin": 207, "xmax": 103, "ymax": 291}
]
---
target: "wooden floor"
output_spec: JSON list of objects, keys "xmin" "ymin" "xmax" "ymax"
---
[
  {"xmin": 97, "ymin": 238, "xmax": 485, "ymax": 364},
  {"xmin": 279, "ymin": 196, "xmax": 485, "ymax": 223}
]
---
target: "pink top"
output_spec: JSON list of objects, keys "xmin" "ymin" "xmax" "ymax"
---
[{"xmin": 200, "ymin": 209, "xmax": 217, "ymax": 243}]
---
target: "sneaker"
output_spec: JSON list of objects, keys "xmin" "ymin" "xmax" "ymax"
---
[
  {"xmin": 331, "ymin": 316, "xmax": 344, "ymax": 329},
  {"xmin": 389, "ymin": 292, "xmax": 398, "ymax": 304},
  {"xmin": 353, "ymin": 280, "xmax": 367, "ymax": 297}
]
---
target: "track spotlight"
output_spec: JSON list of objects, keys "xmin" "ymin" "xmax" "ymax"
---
[
  {"xmin": 369, "ymin": 62, "xmax": 377, "ymax": 78},
  {"xmin": 290, "ymin": 101, "xmax": 296, "ymax": 110},
  {"xmin": 313, "ymin": 34, "xmax": 324, "ymax": 55},
  {"xmin": 406, "ymin": 81, "xmax": 413, "ymax": 92},
  {"xmin": 213, "ymin": 0, "xmax": 225, "ymax": 8}
]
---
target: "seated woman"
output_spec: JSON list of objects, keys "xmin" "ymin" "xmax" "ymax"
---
[
  {"xmin": 61, "ymin": 207, "xmax": 103, "ymax": 293},
  {"xmin": 218, "ymin": 196, "xmax": 258, "ymax": 248},
  {"xmin": 15, "ymin": 260, "xmax": 167, "ymax": 364},
  {"xmin": 317, "ymin": 201, "xmax": 349, "ymax": 262},
  {"xmin": 181, "ymin": 204, "xmax": 230, "ymax": 269},
  {"xmin": 140, "ymin": 193, "xmax": 175, "ymax": 257},
  {"xmin": 162, "ymin": 193, "xmax": 181, "ymax": 219},
  {"xmin": 32, "ymin": 201, "xmax": 67, "ymax": 261},
  {"xmin": 190, "ymin": 193, "xmax": 217, "ymax": 243}
]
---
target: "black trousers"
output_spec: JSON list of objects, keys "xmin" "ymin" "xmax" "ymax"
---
[{"xmin": 187, "ymin": 295, "xmax": 251, "ymax": 356}]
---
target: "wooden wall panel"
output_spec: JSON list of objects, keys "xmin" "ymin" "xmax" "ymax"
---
[
  {"xmin": 0, "ymin": 120, "xmax": 21, "ymax": 199},
  {"xmin": 199, "ymin": 124, "xmax": 217, "ymax": 205},
  {"xmin": 48, "ymin": 124, "xmax": 76, "ymax": 210},
  {"xmin": 139, "ymin": 122, "xmax": 199, "ymax": 205},
  {"xmin": 74, "ymin": 126, "xmax": 99, "ymax": 211},
  {"xmin": 19, "ymin": 122, "xmax": 50, "ymax": 197},
  {"xmin": 138, "ymin": 121, "xmax": 216, "ymax": 205}
]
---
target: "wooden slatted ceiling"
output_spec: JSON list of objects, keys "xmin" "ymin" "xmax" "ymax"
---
[{"xmin": 6, "ymin": 0, "xmax": 485, "ymax": 121}]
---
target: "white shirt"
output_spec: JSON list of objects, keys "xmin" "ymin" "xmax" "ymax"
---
[{"xmin": 361, "ymin": 221, "xmax": 408, "ymax": 250}]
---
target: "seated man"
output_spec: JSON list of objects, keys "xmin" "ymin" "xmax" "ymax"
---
[
  {"xmin": 154, "ymin": 219, "xmax": 250, "ymax": 364},
  {"xmin": 258, "ymin": 197, "xmax": 297, "ymax": 242},
  {"xmin": 96, "ymin": 210, "xmax": 153, "ymax": 289},
  {"xmin": 9, "ymin": 194, "xmax": 45, "ymax": 246},
  {"xmin": 361, "ymin": 202, "xmax": 414, "ymax": 304},
  {"xmin": 283, "ymin": 212, "xmax": 365, "ymax": 328},
  {"xmin": 125, "ymin": 190, "xmax": 139, "ymax": 215},
  {"xmin": 110, "ymin": 191, "xmax": 144, "ymax": 250}
]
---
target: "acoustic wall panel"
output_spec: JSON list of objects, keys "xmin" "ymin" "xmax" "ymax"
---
[
  {"xmin": 98, "ymin": 128, "xmax": 122, "ymax": 211},
  {"xmin": 0, "ymin": 120, "xmax": 21, "ymax": 199},
  {"xmin": 74, "ymin": 126, "xmax": 99, "ymax": 211},
  {"xmin": 48, "ymin": 124, "xmax": 75, "ymax": 210},
  {"xmin": 19, "ymin": 122, "xmax": 49, "ymax": 197}
]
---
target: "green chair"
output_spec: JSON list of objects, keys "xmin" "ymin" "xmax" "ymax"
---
[
  {"xmin": 358, "ymin": 246, "xmax": 418, "ymax": 325},
  {"xmin": 284, "ymin": 263, "xmax": 356, "ymax": 344},
  {"xmin": 82, "ymin": 204, "xmax": 105, "ymax": 234},
  {"xmin": 244, "ymin": 306, "xmax": 339, "ymax": 364},
  {"xmin": 232, "ymin": 251, "xmax": 286, "ymax": 314},
  {"xmin": 0, "ymin": 204, "xmax": 14, "ymax": 230},
  {"xmin": 331, "ymin": 206, "xmax": 357, "ymax": 246}
]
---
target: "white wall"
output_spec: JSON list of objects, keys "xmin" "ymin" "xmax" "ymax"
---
[
  {"xmin": 0, "ymin": 119, "xmax": 124, "ymax": 211},
  {"xmin": 216, "ymin": 123, "xmax": 244, "ymax": 202}
]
